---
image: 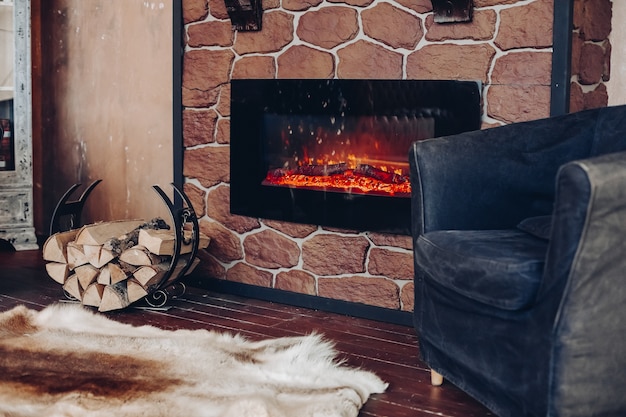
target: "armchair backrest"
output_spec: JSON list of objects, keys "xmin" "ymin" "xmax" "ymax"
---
[
  {"xmin": 589, "ymin": 104, "xmax": 626, "ymax": 156},
  {"xmin": 408, "ymin": 106, "xmax": 615, "ymax": 234}
]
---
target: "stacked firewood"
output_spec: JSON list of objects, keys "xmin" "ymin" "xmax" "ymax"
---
[{"xmin": 42, "ymin": 219, "xmax": 210, "ymax": 312}]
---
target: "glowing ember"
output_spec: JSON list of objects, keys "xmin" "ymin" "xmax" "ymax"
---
[{"xmin": 263, "ymin": 163, "xmax": 411, "ymax": 197}]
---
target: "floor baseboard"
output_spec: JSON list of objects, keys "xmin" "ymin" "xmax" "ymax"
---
[{"xmin": 184, "ymin": 274, "xmax": 414, "ymax": 327}]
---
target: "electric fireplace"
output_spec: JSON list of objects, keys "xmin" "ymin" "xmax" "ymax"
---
[{"xmin": 230, "ymin": 79, "xmax": 481, "ymax": 234}]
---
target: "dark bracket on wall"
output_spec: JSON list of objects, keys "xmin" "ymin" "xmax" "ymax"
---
[
  {"xmin": 224, "ymin": 0, "xmax": 263, "ymax": 31},
  {"xmin": 431, "ymin": 0, "xmax": 473, "ymax": 23}
]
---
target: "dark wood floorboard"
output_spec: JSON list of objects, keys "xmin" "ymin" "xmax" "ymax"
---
[{"xmin": 0, "ymin": 248, "xmax": 494, "ymax": 417}]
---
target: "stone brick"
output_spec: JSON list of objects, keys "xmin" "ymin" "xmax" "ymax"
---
[
  {"xmin": 232, "ymin": 56, "xmax": 276, "ymax": 79},
  {"xmin": 579, "ymin": 0, "xmax": 612, "ymax": 41},
  {"xmin": 183, "ymin": 50, "xmax": 235, "ymax": 91},
  {"xmin": 196, "ymin": 250, "xmax": 226, "ymax": 279},
  {"xmin": 321, "ymin": 226, "xmax": 360, "ymax": 234},
  {"xmin": 297, "ymin": 7, "xmax": 358, "ymax": 49},
  {"xmin": 571, "ymin": 33, "xmax": 583, "ymax": 76},
  {"xmin": 199, "ymin": 220, "xmax": 244, "ymax": 262},
  {"xmin": 400, "ymin": 282, "xmax": 414, "ymax": 312},
  {"xmin": 328, "ymin": 0, "xmax": 373, "ymax": 6},
  {"xmin": 573, "ymin": 0, "xmax": 584, "ymax": 30},
  {"xmin": 208, "ymin": 0, "xmax": 229, "ymax": 20},
  {"xmin": 491, "ymin": 51, "xmax": 552, "ymax": 85},
  {"xmin": 182, "ymin": 86, "xmax": 220, "ymax": 108},
  {"xmin": 368, "ymin": 248, "xmax": 414, "ymax": 280},
  {"xmin": 244, "ymin": 229, "xmax": 301, "ymax": 268},
  {"xmin": 187, "ymin": 21, "xmax": 234, "ymax": 47},
  {"xmin": 362, "ymin": 3, "xmax": 422, "ymax": 49},
  {"xmin": 582, "ymin": 83, "xmax": 608, "ymax": 110},
  {"xmin": 263, "ymin": 0, "xmax": 280, "ymax": 10},
  {"xmin": 207, "ymin": 185, "xmax": 261, "ymax": 233},
  {"xmin": 275, "ymin": 270, "xmax": 316, "ymax": 295},
  {"xmin": 215, "ymin": 118, "xmax": 230, "ymax": 144},
  {"xmin": 569, "ymin": 82, "xmax": 585, "ymax": 113},
  {"xmin": 226, "ymin": 262, "xmax": 273, "ymax": 287},
  {"xmin": 183, "ymin": 145, "xmax": 230, "ymax": 188},
  {"xmin": 283, "ymin": 0, "xmax": 323, "ymax": 12},
  {"xmin": 407, "ymin": 43, "xmax": 495, "ymax": 83},
  {"xmin": 318, "ymin": 276, "xmax": 400, "ymax": 309},
  {"xmin": 234, "ymin": 11, "xmax": 294, "ymax": 55},
  {"xmin": 395, "ymin": 0, "xmax": 431, "ymax": 13},
  {"xmin": 302, "ymin": 234, "xmax": 369, "ymax": 275},
  {"xmin": 578, "ymin": 42, "xmax": 606, "ymax": 85},
  {"xmin": 425, "ymin": 9, "xmax": 496, "ymax": 42},
  {"xmin": 264, "ymin": 220, "xmax": 318, "ymax": 238},
  {"xmin": 183, "ymin": 109, "xmax": 218, "ymax": 147},
  {"xmin": 216, "ymin": 84, "xmax": 231, "ymax": 117},
  {"xmin": 367, "ymin": 232, "xmax": 412, "ymax": 251},
  {"xmin": 487, "ymin": 85, "xmax": 551, "ymax": 123},
  {"xmin": 183, "ymin": 0, "xmax": 208, "ymax": 23},
  {"xmin": 183, "ymin": 182, "xmax": 207, "ymax": 218},
  {"xmin": 277, "ymin": 46, "xmax": 334, "ymax": 79},
  {"xmin": 494, "ymin": 0, "xmax": 553, "ymax": 50},
  {"xmin": 337, "ymin": 40, "xmax": 403, "ymax": 79},
  {"xmin": 474, "ymin": 0, "xmax": 518, "ymax": 6}
]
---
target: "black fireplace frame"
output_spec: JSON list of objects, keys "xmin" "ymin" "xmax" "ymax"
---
[{"xmin": 230, "ymin": 79, "xmax": 481, "ymax": 234}]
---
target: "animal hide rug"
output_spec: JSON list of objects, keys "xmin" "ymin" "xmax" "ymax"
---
[{"xmin": 0, "ymin": 304, "xmax": 387, "ymax": 417}]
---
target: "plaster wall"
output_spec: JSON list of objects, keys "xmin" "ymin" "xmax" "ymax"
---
[{"xmin": 35, "ymin": 0, "xmax": 174, "ymax": 232}]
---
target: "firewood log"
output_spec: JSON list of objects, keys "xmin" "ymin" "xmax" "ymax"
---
[
  {"xmin": 99, "ymin": 281, "xmax": 130, "ymax": 312},
  {"xmin": 45, "ymin": 262, "xmax": 71, "ymax": 284},
  {"xmin": 162, "ymin": 257, "xmax": 201, "ymax": 287},
  {"xmin": 108, "ymin": 261, "xmax": 135, "ymax": 285},
  {"xmin": 126, "ymin": 278, "xmax": 149, "ymax": 303},
  {"xmin": 82, "ymin": 244, "xmax": 116, "ymax": 268},
  {"xmin": 66, "ymin": 242, "xmax": 89, "ymax": 270},
  {"xmin": 138, "ymin": 229, "xmax": 211, "ymax": 256},
  {"xmin": 63, "ymin": 274, "xmax": 82, "ymax": 301},
  {"xmin": 119, "ymin": 245, "xmax": 165, "ymax": 266},
  {"xmin": 42, "ymin": 229, "xmax": 79, "ymax": 263},
  {"xmin": 75, "ymin": 220, "xmax": 145, "ymax": 246},
  {"xmin": 97, "ymin": 265, "xmax": 112, "ymax": 285},
  {"xmin": 82, "ymin": 283, "xmax": 105, "ymax": 308},
  {"xmin": 132, "ymin": 263, "xmax": 168, "ymax": 289},
  {"xmin": 74, "ymin": 264, "xmax": 100, "ymax": 290}
]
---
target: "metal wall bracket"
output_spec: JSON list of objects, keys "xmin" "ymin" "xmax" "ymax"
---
[
  {"xmin": 224, "ymin": 0, "xmax": 263, "ymax": 31},
  {"xmin": 432, "ymin": 0, "xmax": 473, "ymax": 23}
]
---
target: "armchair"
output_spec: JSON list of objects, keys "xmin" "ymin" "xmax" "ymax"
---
[{"xmin": 409, "ymin": 105, "xmax": 626, "ymax": 417}]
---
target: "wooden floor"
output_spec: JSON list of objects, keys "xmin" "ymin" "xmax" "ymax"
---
[{"xmin": 0, "ymin": 247, "xmax": 493, "ymax": 417}]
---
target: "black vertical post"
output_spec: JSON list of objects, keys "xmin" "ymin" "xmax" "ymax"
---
[
  {"xmin": 550, "ymin": 0, "xmax": 574, "ymax": 116},
  {"xmin": 172, "ymin": 0, "xmax": 184, "ymax": 207}
]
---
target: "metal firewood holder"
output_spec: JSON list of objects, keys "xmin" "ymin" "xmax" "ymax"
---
[{"xmin": 49, "ymin": 180, "xmax": 201, "ymax": 308}]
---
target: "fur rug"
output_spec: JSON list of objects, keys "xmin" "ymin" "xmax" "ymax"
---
[{"xmin": 0, "ymin": 303, "xmax": 387, "ymax": 417}]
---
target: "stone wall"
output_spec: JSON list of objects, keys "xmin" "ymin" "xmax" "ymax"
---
[
  {"xmin": 180, "ymin": 0, "xmax": 608, "ymax": 312},
  {"xmin": 570, "ymin": 0, "xmax": 611, "ymax": 111}
]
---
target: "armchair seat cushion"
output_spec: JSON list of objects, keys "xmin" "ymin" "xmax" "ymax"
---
[{"xmin": 415, "ymin": 229, "xmax": 548, "ymax": 310}]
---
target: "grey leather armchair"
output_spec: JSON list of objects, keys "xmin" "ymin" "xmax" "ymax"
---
[{"xmin": 408, "ymin": 105, "xmax": 626, "ymax": 417}]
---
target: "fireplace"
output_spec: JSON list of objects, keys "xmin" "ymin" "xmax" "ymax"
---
[{"xmin": 230, "ymin": 79, "xmax": 481, "ymax": 234}]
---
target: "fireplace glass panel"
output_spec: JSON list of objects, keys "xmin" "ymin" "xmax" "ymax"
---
[{"xmin": 230, "ymin": 79, "xmax": 481, "ymax": 234}]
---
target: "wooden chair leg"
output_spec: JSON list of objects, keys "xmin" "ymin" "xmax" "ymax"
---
[{"xmin": 430, "ymin": 369, "xmax": 444, "ymax": 386}]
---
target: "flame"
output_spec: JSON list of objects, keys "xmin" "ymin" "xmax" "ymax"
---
[{"xmin": 263, "ymin": 163, "xmax": 411, "ymax": 197}]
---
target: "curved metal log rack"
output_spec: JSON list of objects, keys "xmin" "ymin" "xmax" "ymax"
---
[{"xmin": 50, "ymin": 180, "xmax": 200, "ymax": 309}]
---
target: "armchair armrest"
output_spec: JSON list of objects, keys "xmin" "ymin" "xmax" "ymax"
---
[
  {"xmin": 409, "ymin": 109, "xmax": 601, "ymax": 234},
  {"xmin": 544, "ymin": 151, "xmax": 626, "ymax": 415}
]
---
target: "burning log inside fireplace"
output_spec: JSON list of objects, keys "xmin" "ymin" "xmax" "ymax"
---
[{"xmin": 263, "ymin": 162, "xmax": 411, "ymax": 197}]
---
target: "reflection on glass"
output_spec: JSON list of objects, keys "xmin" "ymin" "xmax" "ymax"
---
[{"xmin": 0, "ymin": 0, "xmax": 14, "ymax": 171}]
